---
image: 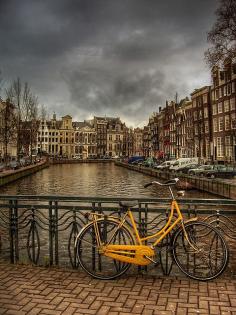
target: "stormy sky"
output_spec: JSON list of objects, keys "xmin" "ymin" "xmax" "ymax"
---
[{"xmin": 0, "ymin": 0, "xmax": 218, "ymax": 127}]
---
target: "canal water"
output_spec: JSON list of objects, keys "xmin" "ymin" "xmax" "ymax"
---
[
  {"xmin": 0, "ymin": 163, "xmax": 217, "ymax": 199},
  {"xmin": 1, "ymin": 163, "xmax": 235, "ymax": 277}
]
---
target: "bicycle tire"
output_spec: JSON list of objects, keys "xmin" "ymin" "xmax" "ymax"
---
[
  {"xmin": 75, "ymin": 218, "xmax": 135, "ymax": 280},
  {"xmin": 172, "ymin": 221, "xmax": 229, "ymax": 281}
]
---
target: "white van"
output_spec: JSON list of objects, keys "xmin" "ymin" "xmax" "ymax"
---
[
  {"xmin": 169, "ymin": 157, "xmax": 198, "ymax": 171},
  {"xmin": 155, "ymin": 160, "xmax": 176, "ymax": 170}
]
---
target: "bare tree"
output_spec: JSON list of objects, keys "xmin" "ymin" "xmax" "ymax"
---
[
  {"xmin": 5, "ymin": 78, "xmax": 39, "ymax": 160},
  {"xmin": 38, "ymin": 104, "xmax": 47, "ymax": 157},
  {"xmin": 21, "ymin": 94, "xmax": 39, "ymax": 161},
  {"xmin": 205, "ymin": 0, "xmax": 236, "ymax": 67},
  {"xmin": 0, "ymin": 99, "xmax": 16, "ymax": 163}
]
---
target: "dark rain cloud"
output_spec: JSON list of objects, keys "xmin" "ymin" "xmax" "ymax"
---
[{"xmin": 0, "ymin": 0, "xmax": 219, "ymax": 126}]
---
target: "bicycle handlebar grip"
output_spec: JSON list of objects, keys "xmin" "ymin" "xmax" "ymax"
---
[{"xmin": 144, "ymin": 182, "xmax": 153, "ymax": 188}]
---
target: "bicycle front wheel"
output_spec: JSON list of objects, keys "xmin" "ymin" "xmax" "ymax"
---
[
  {"xmin": 172, "ymin": 221, "xmax": 229, "ymax": 281},
  {"xmin": 76, "ymin": 218, "xmax": 135, "ymax": 280}
]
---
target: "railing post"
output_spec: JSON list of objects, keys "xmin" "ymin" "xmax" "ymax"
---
[
  {"xmin": 49, "ymin": 201, "xmax": 53, "ymax": 265},
  {"xmin": 54, "ymin": 201, "xmax": 59, "ymax": 265},
  {"xmin": 9, "ymin": 199, "xmax": 19, "ymax": 264},
  {"xmin": 48, "ymin": 200, "xmax": 59, "ymax": 266}
]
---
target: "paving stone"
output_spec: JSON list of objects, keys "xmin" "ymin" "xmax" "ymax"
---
[{"xmin": 0, "ymin": 262, "xmax": 236, "ymax": 315}]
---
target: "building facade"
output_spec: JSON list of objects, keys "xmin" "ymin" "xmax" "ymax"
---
[
  {"xmin": 191, "ymin": 87, "xmax": 212, "ymax": 163},
  {"xmin": 211, "ymin": 59, "xmax": 236, "ymax": 163}
]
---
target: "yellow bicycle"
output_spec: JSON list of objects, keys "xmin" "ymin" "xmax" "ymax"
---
[{"xmin": 75, "ymin": 178, "xmax": 228, "ymax": 280}]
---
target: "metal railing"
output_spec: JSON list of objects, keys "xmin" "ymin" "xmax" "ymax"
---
[{"xmin": 0, "ymin": 195, "xmax": 236, "ymax": 276}]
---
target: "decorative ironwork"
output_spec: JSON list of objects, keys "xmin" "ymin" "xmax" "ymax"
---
[{"xmin": 0, "ymin": 195, "xmax": 236, "ymax": 276}]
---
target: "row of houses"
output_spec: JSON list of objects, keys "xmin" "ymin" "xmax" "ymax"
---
[
  {"xmin": 144, "ymin": 59, "xmax": 236, "ymax": 164},
  {"xmin": 37, "ymin": 115, "xmax": 143, "ymax": 159}
]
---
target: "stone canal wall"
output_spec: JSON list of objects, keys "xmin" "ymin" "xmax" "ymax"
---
[
  {"xmin": 50, "ymin": 158, "xmax": 113, "ymax": 164},
  {"xmin": 0, "ymin": 161, "xmax": 49, "ymax": 187},
  {"xmin": 115, "ymin": 161, "xmax": 236, "ymax": 199}
]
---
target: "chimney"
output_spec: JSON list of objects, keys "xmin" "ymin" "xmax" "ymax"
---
[{"xmin": 159, "ymin": 106, "xmax": 162, "ymax": 112}]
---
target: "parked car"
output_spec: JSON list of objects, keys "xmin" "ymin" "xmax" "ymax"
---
[
  {"xmin": 188, "ymin": 165, "xmax": 214, "ymax": 176},
  {"xmin": 131, "ymin": 159, "xmax": 143, "ymax": 165},
  {"xmin": 9, "ymin": 161, "xmax": 21, "ymax": 170},
  {"xmin": 176, "ymin": 163, "xmax": 200, "ymax": 174},
  {"xmin": 155, "ymin": 160, "xmax": 176, "ymax": 170},
  {"xmin": 169, "ymin": 157, "xmax": 198, "ymax": 172},
  {"xmin": 128, "ymin": 156, "xmax": 144, "ymax": 164},
  {"xmin": 20, "ymin": 158, "xmax": 31, "ymax": 166},
  {"xmin": 205, "ymin": 165, "xmax": 236, "ymax": 178},
  {"xmin": 142, "ymin": 157, "xmax": 157, "ymax": 168},
  {"xmin": 0, "ymin": 163, "xmax": 5, "ymax": 172}
]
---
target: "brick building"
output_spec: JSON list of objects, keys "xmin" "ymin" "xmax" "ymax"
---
[
  {"xmin": 211, "ymin": 59, "xmax": 236, "ymax": 163},
  {"xmin": 191, "ymin": 86, "xmax": 212, "ymax": 163}
]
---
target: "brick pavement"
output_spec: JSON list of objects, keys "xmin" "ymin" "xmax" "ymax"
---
[{"xmin": 0, "ymin": 262, "xmax": 236, "ymax": 315}]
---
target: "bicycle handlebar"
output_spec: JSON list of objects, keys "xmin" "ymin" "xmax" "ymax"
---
[
  {"xmin": 143, "ymin": 182, "xmax": 153, "ymax": 188},
  {"xmin": 144, "ymin": 178, "xmax": 179, "ymax": 188}
]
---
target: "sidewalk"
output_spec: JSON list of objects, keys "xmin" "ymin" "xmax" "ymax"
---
[{"xmin": 0, "ymin": 262, "xmax": 236, "ymax": 315}]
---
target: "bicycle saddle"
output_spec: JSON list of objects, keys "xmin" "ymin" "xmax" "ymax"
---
[
  {"xmin": 119, "ymin": 200, "xmax": 138, "ymax": 208},
  {"xmin": 163, "ymin": 179, "xmax": 179, "ymax": 185}
]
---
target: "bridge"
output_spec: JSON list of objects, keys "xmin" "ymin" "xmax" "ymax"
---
[{"xmin": 0, "ymin": 196, "xmax": 236, "ymax": 314}]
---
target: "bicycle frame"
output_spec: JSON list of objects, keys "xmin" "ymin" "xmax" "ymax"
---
[{"xmin": 88, "ymin": 198, "xmax": 198, "ymax": 266}]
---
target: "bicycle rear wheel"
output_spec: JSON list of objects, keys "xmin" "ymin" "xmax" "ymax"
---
[
  {"xmin": 172, "ymin": 221, "xmax": 229, "ymax": 281},
  {"xmin": 76, "ymin": 218, "xmax": 135, "ymax": 280}
]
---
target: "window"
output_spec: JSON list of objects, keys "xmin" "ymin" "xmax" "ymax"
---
[
  {"xmin": 232, "ymin": 81, "xmax": 235, "ymax": 93},
  {"xmin": 219, "ymin": 88, "xmax": 222, "ymax": 98},
  {"xmin": 225, "ymin": 136, "xmax": 232, "ymax": 158},
  {"xmin": 220, "ymin": 71, "xmax": 225, "ymax": 81},
  {"xmin": 232, "ymin": 113, "xmax": 236, "ymax": 129},
  {"xmin": 227, "ymin": 83, "xmax": 231, "ymax": 95},
  {"xmin": 216, "ymin": 89, "xmax": 219, "ymax": 100},
  {"xmin": 230, "ymin": 97, "xmax": 235, "ymax": 110},
  {"xmin": 224, "ymin": 85, "xmax": 227, "ymax": 96},
  {"xmin": 218, "ymin": 117, "xmax": 223, "ymax": 131},
  {"xmin": 193, "ymin": 111, "xmax": 198, "ymax": 121},
  {"xmin": 203, "ymin": 94, "xmax": 207, "ymax": 104},
  {"xmin": 233, "ymin": 63, "xmax": 236, "ymax": 74},
  {"xmin": 213, "ymin": 118, "xmax": 218, "ymax": 132},
  {"xmin": 217, "ymin": 137, "xmax": 223, "ymax": 157},
  {"xmin": 204, "ymin": 107, "xmax": 208, "ymax": 118},
  {"xmin": 194, "ymin": 125, "xmax": 198, "ymax": 135},
  {"xmin": 225, "ymin": 136, "xmax": 231, "ymax": 146},
  {"xmin": 218, "ymin": 102, "xmax": 223, "ymax": 113},
  {"xmin": 205, "ymin": 121, "xmax": 209, "ymax": 133},
  {"xmin": 224, "ymin": 99, "xmax": 230, "ymax": 112},
  {"xmin": 225, "ymin": 115, "xmax": 230, "ymax": 130},
  {"xmin": 192, "ymin": 99, "xmax": 196, "ymax": 108},
  {"xmin": 211, "ymin": 90, "xmax": 215, "ymax": 101},
  {"xmin": 212, "ymin": 104, "xmax": 217, "ymax": 115}
]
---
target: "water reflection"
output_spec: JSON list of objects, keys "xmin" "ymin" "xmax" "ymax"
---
[{"xmin": 1, "ymin": 163, "xmax": 217, "ymax": 199}]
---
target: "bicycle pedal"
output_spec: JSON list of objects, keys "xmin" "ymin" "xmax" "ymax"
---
[{"xmin": 144, "ymin": 255, "xmax": 159, "ymax": 265}]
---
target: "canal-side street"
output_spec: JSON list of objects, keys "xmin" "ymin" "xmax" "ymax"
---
[{"xmin": 1, "ymin": 261, "xmax": 236, "ymax": 315}]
